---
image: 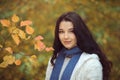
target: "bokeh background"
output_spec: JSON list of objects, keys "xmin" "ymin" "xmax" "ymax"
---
[{"xmin": 0, "ymin": 0, "xmax": 119, "ymax": 80}]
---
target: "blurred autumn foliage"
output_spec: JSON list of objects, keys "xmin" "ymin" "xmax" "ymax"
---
[{"xmin": 0, "ymin": 0, "xmax": 120, "ymax": 80}]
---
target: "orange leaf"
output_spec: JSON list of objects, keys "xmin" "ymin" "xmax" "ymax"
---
[
  {"xmin": 5, "ymin": 47, "xmax": 13, "ymax": 54},
  {"xmin": 11, "ymin": 34, "xmax": 20, "ymax": 45},
  {"xmin": 14, "ymin": 59, "xmax": 21, "ymax": 66},
  {"xmin": 0, "ymin": 19, "xmax": 11, "ymax": 27},
  {"xmin": 34, "ymin": 41, "xmax": 46, "ymax": 51},
  {"xmin": 45, "ymin": 47, "xmax": 54, "ymax": 52},
  {"xmin": 25, "ymin": 25, "xmax": 34, "ymax": 34},
  {"xmin": 11, "ymin": 14, "xmax": 19, "ymax": 22},
  {"xmin": 34, "ymin": 35, "xmax": 44, "ymax": 41},
  {"xmin": 20, "ymin": 20, "xmax": 32, "ymax": 26}
]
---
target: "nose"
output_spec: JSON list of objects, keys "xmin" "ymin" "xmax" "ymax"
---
[{"xmin": 64, "ymin": 32, "xmax": 69, "ymax": 39}]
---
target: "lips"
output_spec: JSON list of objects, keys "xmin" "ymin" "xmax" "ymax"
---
[{"xmin": 63, "ymin": 41, "xmax": 71, "ymax": 44}]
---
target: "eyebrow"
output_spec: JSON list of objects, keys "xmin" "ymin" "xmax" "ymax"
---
[
  {"xmin": 69, "ymin": 28, "xmax": 74, "ymax": 30},
  {"xmin": 59, "ymin": 28, "xmax": 74, "ymax": 30},
  {"xmin": 58, "ymin": 29, "xmax": 63, "ymax": 32}
]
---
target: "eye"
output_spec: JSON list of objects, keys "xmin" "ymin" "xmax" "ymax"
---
[
  {"xmin": 59, "ymin": 30, "xmax": 64, "ymax": 33},
  {"xmin": 70, "ymin": 30, "xmax": 74, "ymax": 32},
  {"xmin": 69, "ymin": 29, "xmax": 74, "ymax": 33}
]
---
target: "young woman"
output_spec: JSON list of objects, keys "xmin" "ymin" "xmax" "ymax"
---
[{"xmin": 45, "ymin": 12, "xmax": 111, "ymax": 80}]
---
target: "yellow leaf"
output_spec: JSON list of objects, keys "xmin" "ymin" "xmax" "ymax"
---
[
  {"xmin": 11, "ymin": 34, "xmax": 20, "ymax": 45},
  {"xmin": 103, "ymin": 39, "xmax": 107, "ymax": 44},
  {"xmin": 3, "ymin": 55, "xmax": 15, "ymax": 65},
  {"xmin": 9, "ymin": 27, "xmax": 26, "ymax": 39},
  {"xmin": 0, "ymin": 19, "xmax": 11, "ymax": 27},
  {"xmin": 31, "ymin": 55, "xmax": 37, "ymax": 59},
  {"xmin": 8, "ymin": 27, "xmax": 17, "ymax": 34},
  {"xmin": 5, "ymin": 47, "xmax": 13, "ymax": 54},
  {"xmin": 25, "ymin": 25, "xmax": 34, "ymax": 34},
  {"xmin": 18, "ymin": 29, "xmax": 26, "ymax": 39},
  {"xmin": 0, "ymin": 62, "xmax": 8, "ymax": 68},
  {"xmin": 3, "ymin": 55, "xmax": 9, "ymax": 61},
  {"xmin": 0, "ymin": 44, "xmax": 3, "ymax": 48},
  {"xmin": 26, "ymin": 36, "xmax": 31, "ymax": 40},
  {"xmin": 0, "ymin": 55, "xmax": 15, "ymax": 68},
  {"xmin": 8, "ymin": 56, "xmax": 15, "ymax": 65},
  {"xmin": 14, "ymin": 59, "xmax": 21, "ymax": 66},
  {"xmin": 11, "ymin": 14, "xmax": 19, "ymax": 23},
  {"xmin": 29, "ymin": 57, "xmax": 39, "ymax": 68},
  {"xmin": 12, "ymin": 28, "xmax": 19, "ymax": 34},
  {"xmin": 20, "ymin": 20, "xmax": 32, "ymax": 27}
]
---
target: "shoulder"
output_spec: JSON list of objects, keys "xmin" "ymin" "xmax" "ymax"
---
[
  {"xmin": 79, "ymin": 52, "xmax": 102, "ymax": 67},
  {"xmin": 45, "ymin": 58, "xmax": 53, "ymax": 80},
  {"xmin": 73, "ymin": 52, "xmax": 102, "ymax": 74},
  {"xmin": 80, "ymin": 52, "xmax": 103, "ymax": 79},
  {"xmin": 81, "ymin": 52, "xmax": 99, "ymax": 60},
  {"xmin": 71, "ymin": 52, "xmax": 103, "ymax": 80}
]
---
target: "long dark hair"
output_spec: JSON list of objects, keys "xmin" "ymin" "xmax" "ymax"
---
[{"xmin": 51, "ymin": 12, "xmax": 112, "ymax": 80}]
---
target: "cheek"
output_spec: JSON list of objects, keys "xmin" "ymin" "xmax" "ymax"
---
[
  {"xmin": 59, "ymin": 34, "xmax": 63, "ymax": 41},
  {"xmin": 74, "ymin": 38, "xmax": 77, "ymax": 44},
  {"xmin": 72, "ymin": 35, "xmax": 77, "ymax": 43}
]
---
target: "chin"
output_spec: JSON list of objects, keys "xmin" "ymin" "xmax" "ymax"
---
[{"xmin": 65, "ymin": 46, "xmax": 72, "ymax": 49}]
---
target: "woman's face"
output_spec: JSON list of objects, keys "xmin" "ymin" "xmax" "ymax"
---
[{"xmin": 59, "ymin": 21, "xmax": 77, "ymax": 49}]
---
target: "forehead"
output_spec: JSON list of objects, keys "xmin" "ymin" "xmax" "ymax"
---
[{"xmin": 59, "ymin": 21, "xmax": 73, "ymax": 29}]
